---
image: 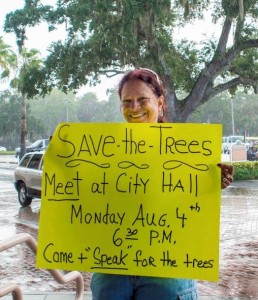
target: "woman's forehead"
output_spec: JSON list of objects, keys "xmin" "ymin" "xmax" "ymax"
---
[{"xmin": 121, "ymin": 79, "xmax": 156, "ymax": 98}]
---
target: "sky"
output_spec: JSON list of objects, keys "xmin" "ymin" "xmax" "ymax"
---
[{"xmin": 0, "ymin": 0, "xmax": 223, "ymax": 100}]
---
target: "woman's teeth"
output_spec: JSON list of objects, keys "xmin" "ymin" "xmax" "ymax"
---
[{"xmin": 131, "ymin": 113, "xmax": 144, "ymax": 118}]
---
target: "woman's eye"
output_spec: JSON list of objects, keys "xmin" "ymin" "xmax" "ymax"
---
[
  {"xmin": 122, "ymin": 99, "xmax": 131, "ymax": 104},
  {"xmin": 138, "ymin": 97, "xmax": 149, "ymax": 103},
  {"xmin": 121, "ymin": 97, "xmax": 150, "ymax": 107}
]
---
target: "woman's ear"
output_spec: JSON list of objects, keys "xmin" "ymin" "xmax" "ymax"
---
[
  {"xmin": 158, "ymin": 95, "xmax": 164, "ymax": 106},
  {"xmin": 158, "ymin": 96, "xmax": 164, "ymax": 112}
]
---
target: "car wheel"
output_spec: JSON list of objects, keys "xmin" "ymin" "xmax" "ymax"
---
[{"xmin": 18, "ymin": 183, "xmax": 32, "ymax": 207}]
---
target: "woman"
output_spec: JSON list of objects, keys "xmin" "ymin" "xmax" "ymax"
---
[{"xmin": 91, "ymin": 68, "xmax": 233, "ymax": 299}]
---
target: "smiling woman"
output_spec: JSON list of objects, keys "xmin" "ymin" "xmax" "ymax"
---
[{"xmin": 118, "ymin": 68, "xmax": 167, "ymax": 124}]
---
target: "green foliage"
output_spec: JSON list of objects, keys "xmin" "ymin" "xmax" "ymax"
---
[
  {"xmin": 30, "ymin": 89, "xmax": 123, "ymax": 138},
  {"xmin": 3, "ymin": 0, "xmax": 258, "ymax": 122},
  {"xmin": 170, "ymin": 41, "xmax": 200, "ymax": 92},
  {"xmin": 231, "ymin": 48, "xmax": 258, "ymax": 81},
  {"xmin": 0, "ymin": 151, "xmax": 15, "ymax": 155},
  {"xmin": 31, "ymin": 89, "xmax": 78, "ymax": 137},
  {"xmin": 175, "ymin": 0, "xmax": 211, "ymax": 20},
  {"xmin": 6, "ymin": 0, "xmax": 177, "ymax": 91},
  {"xmin": 0, "ymin": 90, "xmax": 46, "ymax": 149},
  {"xmin": 10, "ymin": 48, "xmax": 44, "ymax": 99},
  {"xmin": 76, "ymin": 89, "xmax": 124, "ymax": 122},
  {"xmin": 188, "ymin": 91, "xmax": 258, "ymax": 136},
  {"xmin": 4, "ymin": 0, "xmax": 52, "ymax": 52},
  {"xmin": 0, "ymin": 37, "xmax": 17, "ymax": 79},
  {"xmin": 222, "ymin": 0, "xmax": 256, "ymax": 19},
  {"xmin": 233, "ymin": 161, "xmax": 258, "ymax": 180},
  {"xmin": 0, "ymin": 90, "xmax": 21, "ymax": 139}
]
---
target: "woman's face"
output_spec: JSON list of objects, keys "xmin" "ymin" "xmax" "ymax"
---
[{"xmin": 120, "ymin": 79, "xmax": 164, "ymax": 123}]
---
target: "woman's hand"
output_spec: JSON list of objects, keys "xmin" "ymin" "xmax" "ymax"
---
[{"xmin": 218, "ymin": 163, "xmax": 234, "ymax": 189}]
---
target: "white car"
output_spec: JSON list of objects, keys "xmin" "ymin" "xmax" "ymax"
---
[
  {"xmin": 14, "ymin": 151, "xmax": 44, "ymax": 207},
  {"xmin": 0, "ymin": 146, "xmax": 7, "ymax": 151}
]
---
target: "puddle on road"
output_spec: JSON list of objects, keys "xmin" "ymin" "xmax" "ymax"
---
[
  {"xmin": 223, "ymin": 186, "xmax": 258, "ymax": 196},
  {"xmin": 17, "ymin": 206, "xmax": 40, "ymax": 225}
]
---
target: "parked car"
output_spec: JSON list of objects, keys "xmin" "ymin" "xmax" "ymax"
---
[
  {"xmin": 14, "ymin": 151, "xmax": 44, "ymax": 207},
  {"xmin": 0, "ymin": 146, "xmax": 7, "ymax": 151},
  {"xmin": 15, "ymin": 138, "xmax": 49, "ymax": 158}
]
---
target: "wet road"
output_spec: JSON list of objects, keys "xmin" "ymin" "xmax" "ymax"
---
[
  {"xmin": 198, "ymin": 182, "xmax": 258, "ymax": 297},
  {"xmin": 0, "ymin": 161, "xmax": 258, "ymax": 297}
]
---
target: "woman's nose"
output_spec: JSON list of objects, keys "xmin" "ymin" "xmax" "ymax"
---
[{"xmin": 130, "ymin": 99, "xmax": 140, "ymax": 109}]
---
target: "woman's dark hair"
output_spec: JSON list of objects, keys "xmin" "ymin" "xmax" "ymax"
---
[{"xmin": 118, "ymin": 68, "xmax": 167, "ymax": 122}]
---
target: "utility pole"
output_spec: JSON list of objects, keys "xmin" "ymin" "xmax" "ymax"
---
[{"xmin": 230, "ymin": 97, "xmax": 235, "ymax": 135}]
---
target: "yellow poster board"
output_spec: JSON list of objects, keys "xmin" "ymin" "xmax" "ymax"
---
[{"xmin": 36, "ymin": 123, "xmax": 222, "ymax": 281}]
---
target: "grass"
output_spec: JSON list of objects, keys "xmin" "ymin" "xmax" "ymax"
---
[{"xmin": 0, "ymin": 151, "xmax": 15, "ymax": 155}]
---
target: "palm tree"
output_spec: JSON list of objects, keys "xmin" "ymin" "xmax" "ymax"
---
[
  {"xmin": 10, "ymin": 48, "xmax": 43, "ymax": 159},
  {"xmin": 0, "ymin": 36, "xmax": 17, "ymax": 80}
]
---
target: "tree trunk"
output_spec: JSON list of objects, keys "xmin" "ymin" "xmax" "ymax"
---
[{"xmin": 19, "ymin": 93, "xmax": 27, "ymax": 160}]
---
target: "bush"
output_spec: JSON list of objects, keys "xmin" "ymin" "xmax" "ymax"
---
[{"xmin": 233, "ymin": 161, "xmax": 258, "ymax": 180}]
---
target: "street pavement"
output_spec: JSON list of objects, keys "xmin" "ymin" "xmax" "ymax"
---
[{"xmin": 0, "ymin": 156, "xmax": 258, "ymax": 299}]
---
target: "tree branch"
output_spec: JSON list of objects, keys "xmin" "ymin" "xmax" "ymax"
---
[
  {"xmin": 180, "ymin": 36, "xmax": 258, "ymax": 119},
  {"xmin": 99, "ymin": 69, "xmax": 124, "ymax": 78},
  {"xmin": 216, "ymin": 16, "xmax": 232, "ymax": 55},
  {"xmin": 205, "ymin": 76, "xmax": 258, "ymax": 100}
]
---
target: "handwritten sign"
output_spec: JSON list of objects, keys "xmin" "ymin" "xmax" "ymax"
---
[{"xmin": 36, "ymin": 123, "xmax": 222, "ymax": 281}]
